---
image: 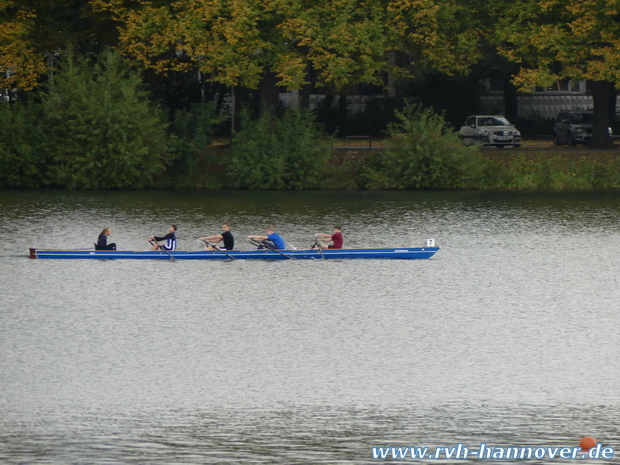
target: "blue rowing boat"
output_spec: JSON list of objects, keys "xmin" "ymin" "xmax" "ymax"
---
[{"xmin": 29, "ymin": 247, "xmax": 440, "ymax": 260}]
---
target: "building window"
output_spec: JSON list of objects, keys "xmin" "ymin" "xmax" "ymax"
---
[{"xmin": 534, "ymin": 79, "xmax": 581, "ymax": 93}]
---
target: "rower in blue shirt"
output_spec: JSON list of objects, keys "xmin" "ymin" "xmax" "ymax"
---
[
  {"xmin": 149, "ymin": 224, "xmax": 177, "ymax": 251},
  {"xmin": 248, "ymin": 225, "xmax": 285, "ymax": 249}
]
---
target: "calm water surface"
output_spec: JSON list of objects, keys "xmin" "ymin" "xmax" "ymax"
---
[{"xmin": 1, "ymin": 190, "xmax": 620, "ymax": 464}]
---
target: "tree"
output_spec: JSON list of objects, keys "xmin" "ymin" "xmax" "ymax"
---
[
  {"xmin": 91, "ymin": 0, "xmax": 494, "ymax": 125},
  {"xmin": 167, "ymin": 101, "xmax": 227, "ymax": 184},
  {"xmin": 0, "ymin": 0, "xmax": 102, "ymax": 94},
  {"xmin": 387, "ymin": 0, "xmax": 483, "ymax": 78},
  {"xmin": 229, "ymin": 107, "xmax": 331, "ymax": 189},
  {"xmin": 0, "ymin": 101, "xmax": 47, "ymax": 187},
  {"xmin": 363, "ymin": 104, "xmax": 482, "ymax": 189},
  {"xmin": 90, "ymin": 0, "xmax": 395, "ymax": 114},
  {"xmin": 42, "ymin": 50, "xmax": 171, "ymax": 189},
  {"xmin": 0, "ymin": 1, "xmax": 48, "ymax": 91},
  {"xmin": 497, "ymin": 0, "xmax": 620, "ymax": 147}
]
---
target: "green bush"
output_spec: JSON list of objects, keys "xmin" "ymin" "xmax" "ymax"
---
[
  {"xmin": 42, "ymin": 50, "xmax": 171, "ymax": 189},
  {"xmin": 363, "ymin": 104, "xmax": 483, "ymax": 189},
  {"xmin": 0, "ymin": 101, "xmax": 47, "ymax": 188},
  {"xmin": 166, "ymin": 102, "xmax": 227, "ymax": 187},
  {"xmin": 229, "ymin": 108, "xmax": 332, "ymax": 190}
]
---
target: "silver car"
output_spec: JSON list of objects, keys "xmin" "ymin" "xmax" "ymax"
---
[{"xmin": 459, "ymin": 115, "xmax": 522, "ymax": 147}]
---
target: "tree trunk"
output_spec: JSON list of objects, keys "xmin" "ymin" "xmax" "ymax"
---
[
  {"xmin": 300, "ymin": 65, "xmax": 314, "ymax": 110},
  {"xmin": 590, "ymin": 80, "xmax": 614, "ymax": 149},
  {"xmin": 300, "ymin": 81, "xmax": 312, "ymax": 110},
  {"xmin": 338, "ymin": 93, "xmax": 348, "ymax": 121},
  {"xmin": 299, "ymin": 51, "xmax": 314, "ymax": 110},
  {"xmin": 258, "ymin": 70, "xmax": 280, "ymax": 119},
  {"xmin": 232, "ymin": 85, "xmax": 253, "ymax": 133},
  {"xmin": 503, "ymin": 79, "xmax": 518, "ymax": 122},
  {"xmin": 607, "ymin": 84, "xmax": 618, "ymax": 136}
]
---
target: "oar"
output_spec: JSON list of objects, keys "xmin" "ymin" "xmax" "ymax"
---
[
  {"xmin": 149, "ymin": 240, "xmax": 175, "ymax": 261},
  {"xmin": 201, "ymin": 239, "xmax": 236, "ymax": 260},
  {"xmin": 313, "ymin": 235, "xmax": 325, "ymax": 259},
  {"xmin": 248, "ymin": 238, "xmax": 294, "ymax": 260}
]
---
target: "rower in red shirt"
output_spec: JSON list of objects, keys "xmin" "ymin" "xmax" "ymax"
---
[{"xmin": 315, "ymin": 226, "xmax": 344, "ymax": 249}]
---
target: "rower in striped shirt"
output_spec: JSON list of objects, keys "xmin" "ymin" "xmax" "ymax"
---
[{"xmin": 149, "ymin": 225, "xmax": 177, "ymax": 251}]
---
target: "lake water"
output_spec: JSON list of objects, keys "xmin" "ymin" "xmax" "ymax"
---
[{"xmin": 1, "ymin": 190, "xmax": 620, "ymax": 464}]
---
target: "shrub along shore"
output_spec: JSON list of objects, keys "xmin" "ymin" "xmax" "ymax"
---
[
  {"xmin": 185, "ymin": 144, "xmax": 620, "ymax": 191},
  {"xmin": 4, "ymin": 136, "xmax": 620, "ymax": 190},
  {"xmin": 186, "ymin": 103, "xmax": 620, "ymax": 191},
  {"xmin": 181, "ymin": 105, "xmax": 620, "ymax": 191},
  {"xmin": 2, "ymin": 70, "xmax": 619, "ymax": 193}
]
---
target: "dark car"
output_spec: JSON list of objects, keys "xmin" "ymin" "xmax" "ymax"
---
[
  {"xmin": 553, "ymin": 109, "xmax": 613, "ymax": 146},
  {"xmin": 553, "ymin": 110, "xmax": 593, "ymax": 146}
]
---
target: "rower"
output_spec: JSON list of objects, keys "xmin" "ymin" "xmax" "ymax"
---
[
  {"xmin": 247, "ymin": 225, "xmax": 285, "ymax": 249},
  {"xmin": 149, "ymin": 224, "xmax": 177, "ymax": 251},
  {"xmin": 200, "ymin": 222, "xmax": 234, "ymax": 250},
  {"xmin": 313, "ymin": 225, "xmax": 343, "ymax": 249},
  {"xmin": 95, "ymin": 227, "xmax": 117, "ymax": 250}
]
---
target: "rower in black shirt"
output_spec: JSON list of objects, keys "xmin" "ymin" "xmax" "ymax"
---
[
  {"xmin": 149, "ymin": 225, "xmax": 177, "ymax": 251},
  {"xmin": 95, "ymin": 227, "xmax": 116, "ymax": 250},
  {"xmin": 201, "ymin": 222, "xmax": 234, "ymax": 250}
]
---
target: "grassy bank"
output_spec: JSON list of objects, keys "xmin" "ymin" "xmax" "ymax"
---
[
  {"xmin": 185, "ymin": 140, "xmax": 620, "ymax": 191},
  {"xmin": 478, "ymin": 148, "xmax": 620, "ymax": 189}
]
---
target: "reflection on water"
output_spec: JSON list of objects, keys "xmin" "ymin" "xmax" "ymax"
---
[
  {"xmin": 1, "ymin": 190, "xmax": 620, "ymax": 464},
  {"xmin": 2, "ymin": 404, "xmax": 618, "ymax": 464}
]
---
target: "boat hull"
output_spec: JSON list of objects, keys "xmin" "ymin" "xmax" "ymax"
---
[{"xmin": 29, "ymin": 247, "xmax": 440, "ymax": 260}]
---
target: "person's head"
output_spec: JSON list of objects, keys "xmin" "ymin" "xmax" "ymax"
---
[
  {"xmin": 169, "ymin": 224, "xmax": 177, "ymax": 232},
  {"xmin": 334, "ymin": 225, "xmax": 342, "ymax": 232},
  {"xmin": 222, "ymin": 222, "xmax": 230, "ymax": 231},
  {"xmin": 101, "ymin": 227, "xmax": 112, "ymax": 236},
  {"xmin": 265, "ymin": 225, "xmax": 274, "ymax": 233}
]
